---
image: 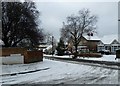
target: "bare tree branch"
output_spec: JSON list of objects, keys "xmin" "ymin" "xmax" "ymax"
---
[{"xmin": 60, "ymin": 8, "xmax": 98, "ymax": 59}]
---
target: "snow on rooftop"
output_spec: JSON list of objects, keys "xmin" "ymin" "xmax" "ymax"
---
[
  {"xmin": 84, "ymin": 35, "xmax": 101, "ymax": 41},
  {"xmin": 100, "ymin": 34, "xmax": 118, "ymax": 44},
  {"xmin": 84, "ymin": 34, "xmax": 118, "ymax": 44}
]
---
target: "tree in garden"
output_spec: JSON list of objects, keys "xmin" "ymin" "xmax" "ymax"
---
[
  {"xmin": 56, "ymin": 38, "xmax": 65, "ymax": 56},
  {"xmin": 44, "ymin": 32, "xmax": 53, "ymax": 45},
  {"xmin": 2, "ymin": 2, "xmax": 44, "ymax": 47},
  {"xmin": 43, "ymin": 33, "xmax": 57, "ymax": 55},
  {"xmin": 61, "ymin": 9, "xmax": 98, "ymax": 59}
]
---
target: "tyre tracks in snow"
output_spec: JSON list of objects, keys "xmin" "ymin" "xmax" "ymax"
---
[
  {"xmin": 41, "ymin": 56, "xmax": 119, "ymax": 84},
  {"xmin": 39, "ymin": 66, "xmax": 117, "ymax": 84},
  {"xmin": 44, "ymin": 56, "xmax": 120, "ymax": 70}
]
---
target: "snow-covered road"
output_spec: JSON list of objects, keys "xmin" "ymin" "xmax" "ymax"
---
[{"xmin": 1, "ymin": 58, "xmax": 119, "ymax": 85}]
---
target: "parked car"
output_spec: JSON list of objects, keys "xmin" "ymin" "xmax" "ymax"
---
[
  {"xmin": 99, "ymin": 50, "xmax": 110, "ymax": 55},
  {"xmin": 104, "ymin": 50, "xmax": 110, "ymax": 55},
  {"xmin": 64, "ymin": 51, "xmax": 72, "ymax": 55},
  {"xmin": 99, "ymin": 51, "xmax": 104, "ymax": 54}
]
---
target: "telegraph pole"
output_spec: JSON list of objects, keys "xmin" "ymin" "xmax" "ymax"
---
[{"xmin": 52, "ymin": 36, "xmax": 54, "ymax": 56}]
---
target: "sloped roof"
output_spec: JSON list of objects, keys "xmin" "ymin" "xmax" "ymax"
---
[
  {"xmin": 84, "ymin": 34, "xmax": 118, "ymax": 44},
  {"xmin": 100, "ymin": 34, "xmax": 118, "ymax": 44},
  {"xmin": 64, "ymin": 34, "xmax": 118, "ymax": 45},
  {"xmin": 84, "ymin": 35, "xmax": 101, "ymax": 41},
  {"xmin": 111, "ymin": 39, "xmax": 119, "ymax": 44}
]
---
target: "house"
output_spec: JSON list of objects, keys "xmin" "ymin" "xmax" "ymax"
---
[
  {"xmin": 97, "ymin": 35, "xmax": 120, "ymax": 54},
  {"xmin": 97, "ymin": 39, "xmax": 120, "ymax": 54},
  {"xmin": 67, "ymin": 35, "xmax": 101, "ymax": 53},
  {"xmin": 111, "ymin": 39, "xmax": 120, "ymax": 53},
  {"xmin": 66, "ymin": 34, "xmax": 120, "ymax": 54}
]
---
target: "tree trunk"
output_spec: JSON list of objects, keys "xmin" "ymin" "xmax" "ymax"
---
[
  {"xmin": 2, "ymin": 38, "xmax": 10, "ymax": 47},
  {"xmin": 73, "ymin": 43, "xmax": 78, "ymax": 59},
  {"xmin": 3, "ymin": 42, "xmax": 10, "ymax": 47}
]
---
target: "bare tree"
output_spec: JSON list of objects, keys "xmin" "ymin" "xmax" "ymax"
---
[
  {"xmin": 2, "ymin": 2, "xmax": 44, "ymax": 47},
  {"xmin": 61, "ymin": 9, "xmax": 97, "ymax": 59},
  {"xmin": 44, "ymin": 32, "xmax": 53, "ymax": 45}
]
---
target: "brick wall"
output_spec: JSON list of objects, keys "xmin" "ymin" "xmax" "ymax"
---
[
  {"xmin": 0, "ymin": 47, "xmax": 27, "ymax": 56},
  {"xmin": 24, "ymin": 50, "xmax": 43, "ymax": 63},
  {"xmin": 0, "ymin": 47, "xmax": 43, "ymax": 64}
]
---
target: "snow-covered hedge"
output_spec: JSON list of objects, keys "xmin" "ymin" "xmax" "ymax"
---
[{"xmin": 79, "ymin": 53, "xmax": 102, "ymax": 57}]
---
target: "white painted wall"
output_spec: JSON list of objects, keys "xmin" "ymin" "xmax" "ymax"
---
[{"xmin": 0, "ymin": 54, "xmax": 24, "ymax": 64}]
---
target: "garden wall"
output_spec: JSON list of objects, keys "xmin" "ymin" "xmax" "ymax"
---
[
  {"xmin": 0, "ymin": 47, "xmax": 27, "ymax": 56},
  {"xmin": 0, "ymin": 54, "xmax": 24, "ymax": 64},
  {"xmin": 0, "ymin": 47, "xmax": 43, "ymax": 64},
  {"xmin": 24, "ymin": 50, "xmax": 43, "ymax": 63}
]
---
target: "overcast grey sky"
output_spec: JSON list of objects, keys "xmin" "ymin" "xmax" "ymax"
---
[{"xmin": 36, "ymin": 2, "xmax": 118, "ymax": 40}]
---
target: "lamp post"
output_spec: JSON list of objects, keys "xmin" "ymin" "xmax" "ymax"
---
[
  {"xmin": 118, "ymin": 19, "xmax": 120, "ymax": 43},
  {"xmin": 51, "ymin": 36, "xmax": 54, "ymax": 56}
]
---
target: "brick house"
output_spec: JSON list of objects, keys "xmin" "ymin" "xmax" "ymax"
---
[
  {"xmin": 67, "ymin": 34, "xmax": 120, "ymax": 54},
  {"xmin": 67, "ymin": 36, "xmax": 100, "ymax": 53}
]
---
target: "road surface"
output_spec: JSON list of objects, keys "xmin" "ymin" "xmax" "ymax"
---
[{"xmin": 1, "ymin": 58, "xmax": 120, "ymax": 85}]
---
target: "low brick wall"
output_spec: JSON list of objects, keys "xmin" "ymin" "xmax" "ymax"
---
[
  {"xmin": 24, "ymin": 50, "xmax": 43, "ymax": 64},
  {"xmin": 0, "ymin": 47, "xmax": 43, "ymax": 64},
  {"xmin": 0, "ymin": 47, "xmax": 27, "ymax": 56}
]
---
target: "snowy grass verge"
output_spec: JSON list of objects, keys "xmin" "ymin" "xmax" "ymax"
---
[{"xmin": 44, "ymin": 54, "xmax": 118, "ymax": 62}]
